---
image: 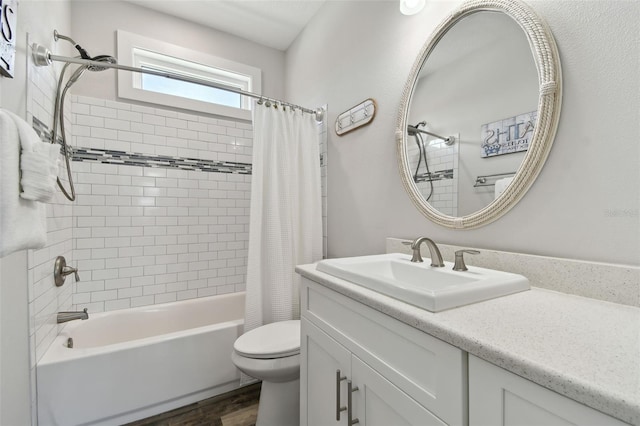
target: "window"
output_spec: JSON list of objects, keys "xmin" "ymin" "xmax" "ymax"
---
[{"xmin": 117, "ymin": 30, "xmax": 261, "ymax": 120}]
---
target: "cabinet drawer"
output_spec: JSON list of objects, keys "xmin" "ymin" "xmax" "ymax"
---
[{"xmin": 302, "ymin": 278, "xmax": 466, "ymax": 426}]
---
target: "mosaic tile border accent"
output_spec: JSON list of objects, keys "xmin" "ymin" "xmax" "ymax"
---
[
  {"xmin": 33, "ymin": 117, "xmax": 252, "ymax": 175},
  {"xmin": 72, "ymin": 147, "xmax": 252, "ymax": 174}
]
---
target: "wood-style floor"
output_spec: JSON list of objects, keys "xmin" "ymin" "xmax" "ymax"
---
[{"xmin": 125, "ymin": 383, "xmax": 261, "ymax": 426}]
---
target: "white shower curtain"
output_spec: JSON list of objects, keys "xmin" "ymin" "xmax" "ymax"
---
[{"xmin": 243, "ymin": 103, "xmax": 323, "ymax": 336}]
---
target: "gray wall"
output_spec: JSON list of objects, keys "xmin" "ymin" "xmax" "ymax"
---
[
  {"xmin": 285, "ymin": 0, "xmax": 640, "ymax": 265},
  {"xmin": 70, "ymin": 0, "xmax": 286, "ymax": 104}
]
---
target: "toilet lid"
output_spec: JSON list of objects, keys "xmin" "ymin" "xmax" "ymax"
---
[{"xmin": 234, "ymin": 320, "xmax": 300, "ymax": 359}]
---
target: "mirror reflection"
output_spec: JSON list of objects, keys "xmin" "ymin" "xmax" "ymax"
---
[{"xmin": 406, "ymin": 11, "xmax": 538, "ymax": 217}]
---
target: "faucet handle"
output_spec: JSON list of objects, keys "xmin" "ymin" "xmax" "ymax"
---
[
  {"xmin": 401, "ymin": 240, "xmax": 423, "ymax": 262},
  {"xmin": 54, "ymin": 256, "xmax": 80, "ymax": 286},
  {"xmin": 409, "ymin": 238, "xmax": 424, "ymax": 263},
  {"xmin": 453, "ymin": 250, "xmax": 480, "ymax": 271}
]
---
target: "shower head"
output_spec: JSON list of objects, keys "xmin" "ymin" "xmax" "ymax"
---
[
  {"xmin": 64, "ymin": 55, "xmax": 116, "ymax": 88},
  {"xmin": 86, "ymin": 55, "xmax": 117, "ymax": 72}
]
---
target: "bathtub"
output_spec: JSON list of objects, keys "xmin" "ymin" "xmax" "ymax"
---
[{"xmin": 37, "ymin": 292, "xmax": 245, "ymax": 426}]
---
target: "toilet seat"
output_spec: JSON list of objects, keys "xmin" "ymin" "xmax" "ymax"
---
[{"xmin": 234, "ymin": 320, "xmax": 300, "ymax": 359}]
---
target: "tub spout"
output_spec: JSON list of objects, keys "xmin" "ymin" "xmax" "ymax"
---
[{"xmin": 57, "ymin": 308, "xmax": 89, "ymax": 324}]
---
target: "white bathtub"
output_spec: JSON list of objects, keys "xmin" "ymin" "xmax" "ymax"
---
[{"xmin": 37, "ymin": 292, "xmax": 245, "ymax": 426}]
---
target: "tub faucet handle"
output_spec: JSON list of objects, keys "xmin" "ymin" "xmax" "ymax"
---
[
  {"xmin": 54, "ymin": 256, "xmax": 80, "ymax": 286},
  {"xmin": 63, "ymin": 265, "xmax": 80, "ymax": 282}
]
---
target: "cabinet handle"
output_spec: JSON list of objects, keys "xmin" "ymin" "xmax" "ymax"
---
[
  {"xmin": 336, "ymin": 370, "xmax": 347, "ymax": 420},
  {"xmin": 347, "ymin": 380, "xmax": 359, "ymax": 425}
]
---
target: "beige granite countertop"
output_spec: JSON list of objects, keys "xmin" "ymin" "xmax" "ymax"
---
[{"xmin": 296, "ymin": 263, "xmax": 640, "ymax": 425}]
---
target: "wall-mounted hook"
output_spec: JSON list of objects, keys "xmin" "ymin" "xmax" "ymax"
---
[{"xmin": 335, "ymin": 99, "xmax": 377, "ymax": 136}]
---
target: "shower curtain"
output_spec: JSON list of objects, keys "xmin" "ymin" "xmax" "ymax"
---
[{"xmin": 243, "ymin": 103, "xmax": 323, "ymax": 336}]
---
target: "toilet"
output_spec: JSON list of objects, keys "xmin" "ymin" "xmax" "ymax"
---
[{"xmin": 231, "ymin": 320, "xmax": 301, "ymax": 426}]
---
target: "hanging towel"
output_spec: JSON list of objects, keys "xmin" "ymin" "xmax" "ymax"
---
[
  {"xmin": 494, "ymin": 177, "xmax": 514, "ymax": 199},
  {"xmin": 0, "ymin": 110, "xmax": 47, "ymax": 257},
  {"xmin": 4, "ymin": 110, "xmax": 60, "ymax": 202}
]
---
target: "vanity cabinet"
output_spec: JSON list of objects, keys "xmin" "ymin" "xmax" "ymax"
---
[
  {"xmin": 469, "ymin": 355, "xmax": 629, "ymax": 426},
  {"xmin": 300, "ymin": 275, "xmax": 630, "ymax": 426},
  {"xmin": 300, "ymin": 278, "xmax": 466, "ymax": 426}
]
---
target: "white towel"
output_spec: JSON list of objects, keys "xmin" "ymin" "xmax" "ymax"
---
[
  {"xmin": 494, "ymin": 177, "xmax": 514, "ymax": 199},
  {"xmin": 3, "ymin": 110, "xmax": 60, "ymax": 202},
  {"xmin": 0, "ymin": 110, "xmax": 47, "ymax": 257}
]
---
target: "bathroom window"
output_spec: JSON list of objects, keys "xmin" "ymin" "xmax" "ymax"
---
[{"xmin": 117, "ymin": 30, "xmax": 261, "ymax": 120}]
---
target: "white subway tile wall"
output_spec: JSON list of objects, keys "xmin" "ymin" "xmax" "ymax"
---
[
  {"xmin": 26, "ymin": 55, "xmax": 75, "ymax": 425},
  {"xmin": 70, "ymin": 96, "xmax": 253, "ymax": 312},
  {"xmin": 69, "ymin": 96, "xmax": 328, "ymax": 312}
]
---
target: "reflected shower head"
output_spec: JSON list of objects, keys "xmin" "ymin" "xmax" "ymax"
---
[{"xmin": 408, "ymin": 121, "xmax": 427, "ymax": 135}]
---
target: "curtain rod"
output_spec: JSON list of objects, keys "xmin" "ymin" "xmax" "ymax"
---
[{"xmin": 31, "ymin": 44, "xmax": 324, "ymax": 122}]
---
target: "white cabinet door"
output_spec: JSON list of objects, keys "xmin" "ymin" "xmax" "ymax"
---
[
  {"xmin": 469, "ymin": 356, "xmax": 629, "ymax": 426},
  {"xmin": 301, "ymin": 318, "xmax": 352, "ymax": 426},
  {"xmin": 351, "ymin": 355, "xmax": 447, "ymax": 426},
  {"xmin": 302, "ymin": 277, "xmax": 466, "ymax": 425}
]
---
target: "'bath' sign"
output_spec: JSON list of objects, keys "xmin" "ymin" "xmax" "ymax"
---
[
  {"xmin": 0, "ymin": 0, "xmax": 17, "ymax": 78},
  {"xmin": 480, "ymin": 111, "xmax": 537, "ymax": 158}
]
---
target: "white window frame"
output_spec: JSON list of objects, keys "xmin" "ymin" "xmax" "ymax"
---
[{"xmin": 117, "ymin": 30, "xmax": 261, "ymax": 121}]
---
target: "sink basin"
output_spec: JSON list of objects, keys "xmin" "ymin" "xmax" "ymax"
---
[{"xmin": 315, "ymin": 253, "xmax": 529, "ymax": 312}]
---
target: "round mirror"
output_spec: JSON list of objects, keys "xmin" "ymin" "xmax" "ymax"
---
[{"xmin": 396, "ymin": 0, "xmax": 561, "ymax": 229}]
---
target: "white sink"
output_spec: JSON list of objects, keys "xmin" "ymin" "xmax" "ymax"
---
[{"xmin": 316, "ymin": 253, "xmax": 529, "ymax": 312}]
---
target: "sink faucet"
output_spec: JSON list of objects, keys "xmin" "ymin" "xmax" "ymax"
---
[
  {"xmin": 57, "ymin": 308, "xmax": 89, "ymax": 324},
  {"xmin": 409, "ymin": 237, "xmax": 445, "ymax": 267}
]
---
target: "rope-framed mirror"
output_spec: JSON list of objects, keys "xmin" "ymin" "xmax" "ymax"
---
[{"xmin": 396, "ymin": 0, "xmax": 562, "ymax": 229}]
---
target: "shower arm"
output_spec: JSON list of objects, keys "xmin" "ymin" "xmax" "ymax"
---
[
  {"xmin": 31, "ymin": 44, "xmax": 324, "ymax": 121},
  {"xmin": 407, "ymin": 125, "xmax": 455, "ymax": 145}
]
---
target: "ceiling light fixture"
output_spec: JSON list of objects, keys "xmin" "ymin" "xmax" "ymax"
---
[{"xmin": 400, "ymin": 0, "xmax": 426, "ymax": 15}]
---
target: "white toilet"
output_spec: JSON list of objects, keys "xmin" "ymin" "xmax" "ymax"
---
[{"xmin": 232, "ymin": 319, "xmax": 301, "ymax": 426}]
